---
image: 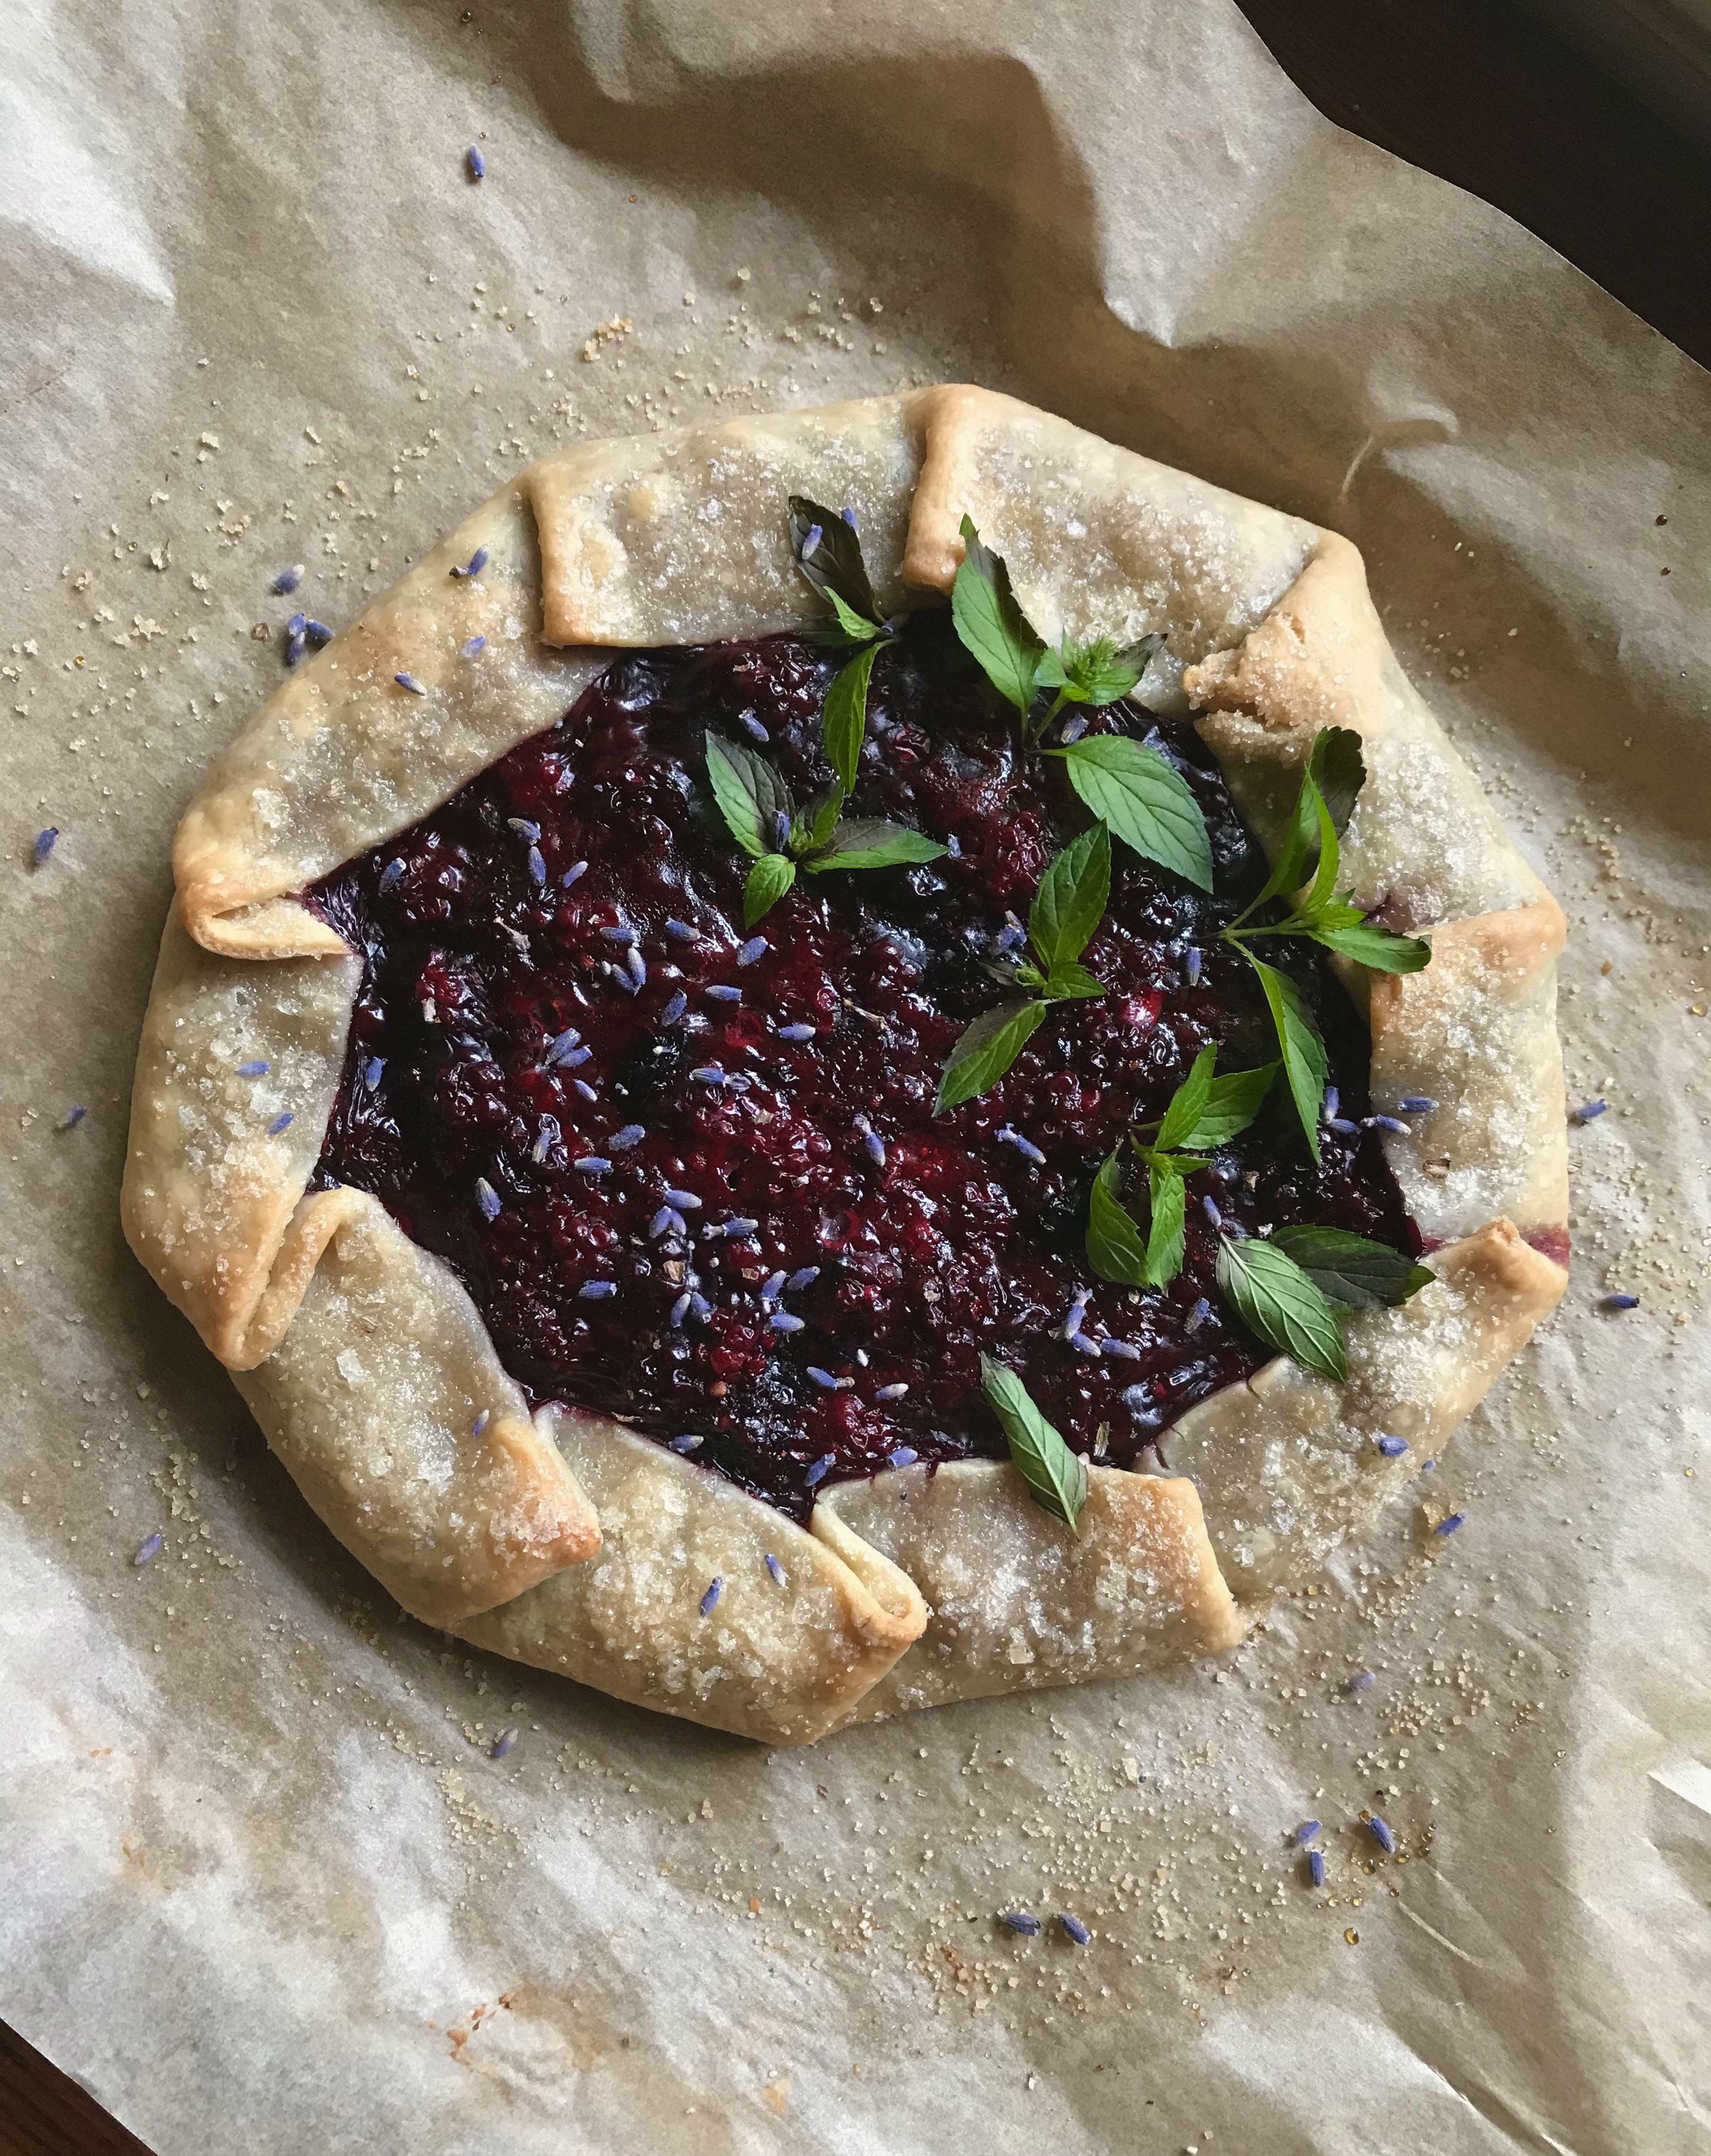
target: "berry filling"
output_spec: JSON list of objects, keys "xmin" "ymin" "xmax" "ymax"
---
[{"xmin": 309, "ymin": 617, "xmax": 1418, "ymax": 1521}]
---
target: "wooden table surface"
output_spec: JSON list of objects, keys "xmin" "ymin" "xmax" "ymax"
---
[{"xmin": 3, "ymin": 5, "xmax": 1705, "ymax": 2153}]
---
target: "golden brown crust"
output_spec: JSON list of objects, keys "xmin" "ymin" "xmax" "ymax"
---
[
  {"xmin": 233, "ymin": 1195, "xmax": 599, "ymax": 1627},
  {"xmin": 458, "ymin": 1417, "xmax": 927, "ymax": 1747},
  {"xmin": 818, "ymin": 1462, "xmax": 1245, "ymax": 1721},
  {"xmin": 127, "ymin": 388, "xmax": 1571, "ymax": 1742}
]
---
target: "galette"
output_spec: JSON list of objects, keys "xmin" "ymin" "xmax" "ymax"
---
[{"xmin": 122, "ymin": 386, "xmax": 1568, "ymax": 1744}]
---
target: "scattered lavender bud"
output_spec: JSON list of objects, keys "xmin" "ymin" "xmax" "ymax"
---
[
  {"xmin": 1601, "ymin": 1292, "xmax": 1640, "ymax": 1310},
  {"xmin": 764, "ymin": 1553, "xmax": 786, "ymax": 1585},
  {"xmin": 304, "ymin": 620, "xmax": 333, "ymax": 645},
  {"xmin": 394, "ymin": 671, "xmax": 427, "ymax": 694},
  {"xmin": 776, "ymin": 1022, "xmax": 816, "ymax": 1042},
  {"xmin": 1368, "ymin": 1815, "xmax": 1396, "ymax": 1853},
  {"xmin": 266, "ymin": 1111, "xmax": 294, "ymax": 1136},
  {"xmin": 1399, "ymin": 1096, "xmax": 1438, "ymax": 1113},
  {"xmin": 687, "ymin": 1293, "xmax": 713, "ymax": 1323},
  {"xmin": 599, "ymin": 924, "xmax": 638, "ymax": 945},
  {"xmin": 996, "ymin": 1125, "xmax": 1046, "ymax": 1166},
  {"xmin": 471, "ymin": 1410, "xmax": 491, "ymax": 1436},
  {"xmin": 998, "ymin": 1912, "xmax": 1041, "ymax": 1937},
  {"xmin": 706, "ymin": 982, "xmax": 741, "ymax": 1002},
  {"xmin": 285, "ymin": 631, "xmax": 307, "ymax": 666},
  {"xmin": 760, "ymin": 1270, "xmax": 787, "ymax": 1302},
  {"xmin": 1201, "ymin": 1195, "xmax": 1223, "ymax": 1228},
  {"xmin": 806, "ymin": 1368, "xmax": 847, "ymax": 1391},
  {"xmin": 669, "ymin": 1291, "xmax": 693, "ymax": 1327},
  {"xmin": 772, "ymin": 810, "xmax": 791, "ymax": 851},
  {"xmin": 664, "ymin": 919, "xmax": 698, "ymax": 942},
  {"xmin": 465, "ymin": 546, "xmax": 491, "ymax": 577},
  {"xmin": 611, "ymin": 1124, "xmax": 646, "ymax": 1150},
  {"xmin": 59, "ymin": 1103, "xmax": 87, "ymax": 1128},
  {"xmin": 363, "ymin": 1056, "xmax": 385, "ymax": 1090},
  {"xmin": 1120, "ymin": 1385, "xmax": 1154, "ymax": 1416},
  {"xmin": 32, "ymin": 827, "xmax": 58, "ymax": 866},
  {"xmin": 1100, "ymin": 1338, "xmax": 1142, "ymax": 1360},
  {"xmin": 560, "ymin": 860, "xmax": 587, "ymax": 887},
  {"xmin": 1375, "ymin": 1433, "xmax": 1410, "ymax": 1457},
  {"xmin": 663, "ymin": 1187, "xmax": 702, "ymax": 1211},
  {"xmin": 769, "ymin": 1311, "xmax": 806, "ymax": 1333},
  {"xmin": 626, "ymin": 946, "xmax": 647, "ymax": 986},
  {"xmin": 1364, "ymin": 1114, "xmax": 1409, "ymax": 1136},
  {"xmin": 1435, "ymin": 1512, "xmax": 1465, "ymax": 1536},
  {"xmin": 466, "ymin": 145, "xmax": 486, "ymax": 179},
  {"xmin": 689, "ymin": 1064, "xmax": 726, "ymax": 1085},
  {"xmin": 736, "ymin": 935, "xmax": 767, "ymax": 967},
  {"xmin": 840, "ymin": 506, "xmax": 859, "ymax": 532},
  {"xmin": 527, "ymin": 844, "xmax": 547, "ymax": 886},
  {"xmin": 723, "ymin": 1217, "xmax": 760, "ymax": 1240},
  {"xmin": 237, "ymin": 1059, "xmax": 270, "ymax": 1077},
  {"xmin": 887, "ymin": 1446, "xmax": 918, "ymax": 1467},
  {"xmin": 801, "ymin": 522, "xmax": 824, "ymax": 556},
  {"xmin": 660, "ymin": 991, "xmax": 689, "ymax": 1025},
  {"xmin": 575, "ymin": 1082, "xmax": 600, "ymax": 1104},
  {"xmin": 874, "ymin": 1382, "xmax": 909, "ymax": 1401},
  {"xmin": 804, "ymin": 1453, "xmax": 835, "ymax": 1487},
  {"xmin": 475, "ymin": 1176, "xmax": 502, "ymax": 1219},
  {"xmin": 1327, "ymin": 1116, "xmax": 1360, "ymax": 1136},
  {"xmin": 579, "ymin": 1280, "xmax": 617, "ymax": 1300},
  {"xmin": 1059, "ymin": 1913, "xmax": 1091, "ymax": 1945},
  {"xmin": 1322, "ymin": 1086, "xmax": 1340, "ymax": 1122},
  {"xmin": 1308, "ymin": 1850, "xmax": 1326, "ymax": 1887},
  {"xmin": 574, "ymin": 1156, "xmax": 612, "ymax": 1176},
  {"xmin": 1059, "ymin": 714, "xmax": 1089, "ymax": 745},
  {"xmin": 649, "ymin": 1206, "xmax": 686, "ymax": 1240},
  {"xmin": 490, "ymin": 1729, "xmax": 519, "ymax": 1760},
  {"xmin": 509, "ymin": 817, "xmax": 541, "ymax": 841},
  {"xmin": 1068, "ymin": 1330, "xmax": 1102, "ymax": 1357},
  {"xmin": 462, "ymin": 634, "xmax": 487, "ymax": 658},
  {"xmin": 1292, "ymin": 1819, "xmax": 1322, "ymax": 1845},
  {"xmin": 699, "ymin": 1577, "xmax": 723, "ymax": 1616},
  {"xmin": 668, "ymin": 1432, "xmax": 702, "ymax": 1453},
  {"xmin": 379, "ymin": 858, "xmax": 406, "ymax": 892},
  {"xmin": 738, "ymin": 712, "xmax": 769, "ymax": 744},
  {"xmin": 1184, "ymin": 1298, "xmax": 1211, "ymax": 1333},
  {"xmin": 1572, "ymin": 1099, "xmax": 1609, "ymax": 1123},
  {"xmin": 286, "ymin": 612, "xmax": 308, "ymax": 637},
  {"xmin": 134, "ymin": 1531, "xmax": 164, "ymax": 1566},
  {"xmin": 786, "ymin": 1267, "xmax": 820, "ymax": 1291},
  {"xmin": 1184, "ymin": 946, "xmax": 1203, "ymax": 987},
  {"xmin": 272, "ymin": 565, "xmax": 304, "ymax": 594},
  {"xmin": 1348, "ymin": 1670, "xmax": 1375, "ymax": 1694}
]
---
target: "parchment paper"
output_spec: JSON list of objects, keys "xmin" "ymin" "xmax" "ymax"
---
[{"xmin": 2, "ymin": 3, "xmax": 1708, "ymax": 2151}]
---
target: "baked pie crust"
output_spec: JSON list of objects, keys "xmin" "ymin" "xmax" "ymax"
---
[{"xmin": 122, "ymin": 386, "xmax": 1568, "ymax": 1744}]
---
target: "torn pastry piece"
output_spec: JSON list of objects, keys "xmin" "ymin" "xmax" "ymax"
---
[{"xmin": 123, "ymin": 386, "xmax": 1568, "ymax": 1744}]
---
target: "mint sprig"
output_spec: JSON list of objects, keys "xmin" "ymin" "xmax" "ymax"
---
[
  {"xmin": 980, "ymin": 1354, "xmax": 1088, "ymax": 1530},
  {"xmin": 1216, "ymin": 1235, "xmax": 1349, "ymax": 1383},
  {"xmin": 704, "ymin": 732, "xmax": 944, "ymax": 926},
  {"xmin": 789, "ymin": 495, "xmax": 896, "ymax": 796},
  {"xmin": 937, "ymin": 824, "xmax": 1111, "ymax": 1111}
]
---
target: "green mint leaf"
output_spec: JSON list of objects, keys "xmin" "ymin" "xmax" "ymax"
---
[
  {"xmin": 1087, "ymin": 1153, "xmax": 1148, "ymax": 1286},
  {"xmin": 1309, "ymin": 921, "xmax": 1433, "ymax": 974},
  {"xmin": 1041, "ymin": 959, "xmax": 1105, "ymax": 1002},
  {"xmin": 951, "ymin": 515, "xmax": 1043, "ymax": 719},
  {"xmin": 1037, "ymin": 632, "xmax": 1162, "ymax": 707},
  {"xmin": 1051, "ymin": 736, "xmax": 1213, "ymax": 891},
  {"xmin": 822, "ymin": 643, "xmax": 879, "ymax": 795},
  {"xmin": 1028, "ymin": 822, "xmax": 1111, "ymax": 977},
  {"xmin": 1300, "ymin": 783, "xmax": 1343, "ymax": 915},
  {"xmin": 706, "ymin": 732, "xmax": 793, "ymax": 860},
  {"xmin": 1308, "ymin": 725, "xmax": 1366, "ymax": 839},
  {"xmin": 979, "ymin": 1355, "xmax": 1088, "ymax": 1530},
  {"xmin": 824, "ymin": 587, "xmax": 885, "ymax": 645},
  {"xmin": 1011, "ymin": 959, "xmax": 1048, "ymax": 995},
  {"xmin": 1181, "ymin": 1063, "xmax": 1278, "ymax": 1149},
  {"xmin": 803, "ymin": 819, "xmax": 948, "ymax": 872},
  {"xmin": 1240, "ymin": 770, "xmax": 1324, "ymax": 918},
  {"xmin": 743, "ymin": 852, "xmax": 796, "ymax": 927},
  {"xmin": 792, "ymin": 784, "xmax": 846, "ymax": 856},
  {"xmin": 1154, "ymin": 1043, "xmax": 1217, "ymax": 1154},
  {"xmin": 1216, "ymin": 1235, "xmax": 1348, "ymax": 1381},
  {"xmin": 788, "ymin": 495, "xmax": 880, "ymax": 625},
  {"xmin": 1143, "ymin": 1165, "xmax": 1187, "ymax": 1287},
  {"xmin": 1241, "ymin": 952, "xmax": 1329, "ymax": 1160},
  {"xmin": 935, "ymin": 999, "xmax": 1045, "ymax": 1112},
  {"xmin": 1270, "ymin": 1225, "xmax": 1435, "ymax": 1309}
]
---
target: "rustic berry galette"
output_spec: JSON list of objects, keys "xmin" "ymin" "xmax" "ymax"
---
[{"xmin": 122, "ymin": 387, "xmax": 1568, "ymax": 1743}]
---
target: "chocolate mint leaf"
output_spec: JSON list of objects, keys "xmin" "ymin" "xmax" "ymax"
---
[
  {"xmin": 1037, "ymin": 632, "xmax": 1162, "ymax": 707},
  {"xmin": 1041, "ymin": 958, "xmax": 1105, "ymax": 1002},
  {"xmin": 822, "ymin": 643, "xmax": 879, "ymax": 794},
  {"xmin": 1308, "ymin": 725, "xmax": 1366, "ymax": 840},
  {"xmin": 803, "ymin": 819, "xmax": 948, "ymax": 872},
  {"xmin": 1143, "ymin": 1165, "xmax": 1188, "ymax": 1287},
  {"xmin": 1028, "ymin": 822, "xmax": 1111, "ymax": 977},
  {"xmin": 1181, "ymin": 1062, "xmax": 1278, "ymax": 1149},
  {"xmin": 1216, "ymin": 1234, "xmax": 1348, "ymax": 1381},
  {"xmin": 1153, "ymin": 1043, "xmax": 1217, "ymax": 1154},
  {"xmin": 1050, "ymin": 735, "xmax": 1213, "ymax": 891},
  {"xmin": 1270, "ymin": 1225, "xmax": 1434, "ymax": 1309},
  {"xmin": 1237, "ymin": 728, "xmax": 1368, "ymax": 922},
  {"xmin": 1240, "ymin": 952, "xmax": 1329, "ymax": 1160},
  {"xmin": 792, "ymin": 784, "xmax": 846, "ymax": 856},
  {"xmin": 951, "ymin": 516, "xmax": 1044, "ymax": 720},
  {"xmin": 706, "ymin": 732, "xmax": 793, "ymax": 860},
  {"xmin": 1309, "ymin": 920, "xmax": 1433, "ymax": 973},
  {"xmin": 788, "ymin": 494, "xmax": 880, "ymax": 626},
  {"xmin": 1087, "ymin": 1153, "xmax": 1148, "ymax": 1286},
  {"xmin": 936, "ymin": 999, "xmax": 1045, "ymax": 1112},
  {"xmin": 979, "ymin": 1354, "xmax": 1088, "ymax": 1530},
  {"xmin": 743, "ymin": 852, "xmax": 796, "ymax": 927}
]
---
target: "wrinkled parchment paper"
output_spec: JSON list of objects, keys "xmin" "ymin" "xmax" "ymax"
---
[{"xmin": 3, "ymin": 3, "xmax": 1708, "ymax": 2150}]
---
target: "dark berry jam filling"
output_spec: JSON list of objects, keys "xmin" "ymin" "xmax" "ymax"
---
[{"xmin": 309, "ymin": 617, "xmax": 1417, "ymax": 1521}]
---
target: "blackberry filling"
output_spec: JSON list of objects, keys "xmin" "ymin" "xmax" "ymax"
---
[{"xmin": 309, "ymin": 616, "xmax": 1418, "ymax": 1522}]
